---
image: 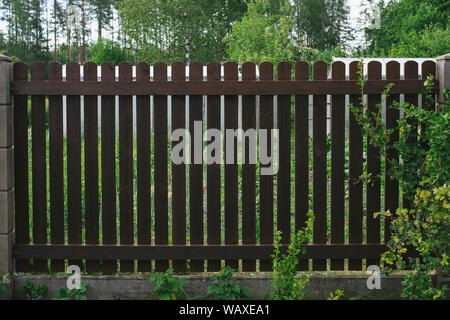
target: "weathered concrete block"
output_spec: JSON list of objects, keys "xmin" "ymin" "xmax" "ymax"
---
[
  {"xmin": 0, "ymin": 190, "xmax": 14, "ymax": 234},
  {"xmin": 0, "ymin": 147, "xmax": 14, "ymax": 191},
  {"xmin": 436, "ymin": 53, "xmax": 450, "ymax": 110},
  {"xmin": 0, "ymin": 105, "xmax": 13, "ymax": 148},
  {"xmin": 0, "ymin": 55, "xmax": 13, "ymax": 106},
  {"xmin": 0, "ymin": 232, "xmax": 14, "ymax": 273}
]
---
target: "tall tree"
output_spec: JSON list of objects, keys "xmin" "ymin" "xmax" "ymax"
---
[{"xmin": 89, "ymin": 0, "xmax": 115, "ymax": 40}]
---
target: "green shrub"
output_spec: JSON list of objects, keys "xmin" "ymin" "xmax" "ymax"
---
[
  {"xmin": 22, "ymin": 281, "xmax": 48, "ymax": 300},
  {"xmin": 150, "ymin": 269, "xmax": 188, "ymax": 300},
  {"xmin": 271, "ymin": 212, "xmax": 314, "ymax": 300},
  {"xmin": 207, "ymin": 266, "xmax": 251, "ymax": 300},
  {"xmin": 53, "ymin": 283, "xmax": 88, "ymax": 300}
]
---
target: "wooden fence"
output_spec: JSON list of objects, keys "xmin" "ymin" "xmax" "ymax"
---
[{"xmin": 11, "ymin": 60, "xmax": 436, "ymax": 273}]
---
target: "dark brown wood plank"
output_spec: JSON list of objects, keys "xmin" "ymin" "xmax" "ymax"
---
[
  {"xmin": 277, "ymin": 62, "xmax": 292, "ymax": 248},
  {"xmin": 384, "ymin": 61, "xmax": 400, "ymax": 243},
  {"xmin": 171, "ymin": 62, "xmax": 187, "ymax": 272},
  {"xmin": 118, "ymin": 62, "xmax": 134, "ymax": 272},
  {"xmin": 224, "ymin": 62, "xmax": 239, "ymax": 271},
  {"xmin": 312, "ymin": 61, "xmax": 327, "ymax": 271},
  {"xmin": 206, "ymin": 62, "xmax": 221, "ymax": 272},
  {"xmin": 330, "ymin": 61, "xmax": 345, "ymax": 271},
  {"xmin": 242, "ymin": 62, "xmax": 257, "ymax": 272},
  {"xmin": 403, "ymin": 61, "xmax": 419, "ymax": 209},
  {"xmin": 259, "ymin": 62, "xmax": 274, "ymax": 272},
  {"xmin": 84, "ymin": 62, "xmax": 100, "ymax": 272},
  {"xmin": 13, "ymin": 62, "xmax": 31, "ymax": 272},
  {"xmin": 136, "ymin": 62, "xmax": 151, "ymax": 273},
  {"xmin": 14, "ymin": 244, "xmax": 407, "ymax": 261},
  {"xmin": 154, "ymin": 62, "xmax": 169, "ymax": 272},
  {"xmin": 66, "ymin": 62, "xmax": 82, "ymax": 269},
  {"xmin": 421, "ymin": 61, "xmax": 436, "ymax": 112},
  {"xmin": 295, "ymin": 61, "xmax": 310, "ymax": 271},
  {"xmin": 348, "ymin": 61, "xmax": 363, "ymax": 270},
  {"xmin": 12, "ymin": 80, "xmax": 432, "ymax": 96},
  {"xmin": 188, "ymin": 62, "xmax": 204, "ymax": 272},
  {"xmin": 101, "ymin": 62, "xmax": 117, "ymax": 274},
  {"xmin": 366, "ymin": 61, "xmax": 382, "ymax": 267},
  {"xmin": 48, "ymin": 62, "xmax": 65, "ymax": 272},
  {"xmin": 30, "ymin": 62, "xmax": 48, "ymax": 273}
]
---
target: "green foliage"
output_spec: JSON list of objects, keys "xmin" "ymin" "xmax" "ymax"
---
[
  {"xmin": 88, "ymin": 39, "xmax": 131, "ymax": 65},
  {"xmin": 389, "ymin": 26, "xmax": 450, "ymax": 58},
  {"xmin": 225, "ymin": 0, "xmax": 297, "ymax": 65},
  {"xmin": 0, "ymin": 274, "xmax": 8, "ymax": 295},
  {"xmin": 327, "ymin": 289, "xmax": 345, "ymax": 300},
  {"xmin": 53, "ymin": 283, "xmax": 88, "ymax": 300},
  {"xmin": 150, "ymin": 269, "xmax": 188, "ymax": 300},
  {"xmin": 377, "ymin": 185, "xmax": 449, "ymax": 300},
  {"xmin": 22, "ymin": 281, "xmax": 48, "ymax": 300},
  {"xmin": 207, "ymin": 266, "xmax": 251, "ymax": 300},
  {"xmin": 271, "ymin": 212, "xmax": 314, "ymax": 300}
]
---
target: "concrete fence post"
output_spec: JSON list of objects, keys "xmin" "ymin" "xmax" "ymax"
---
[
  {"xmin": 436, "ymin": 53, "xmax": 450, "ymax": 111},
  {"xmin": 0, "ymin": 55, "xmax": 14, "ymax": 274}
]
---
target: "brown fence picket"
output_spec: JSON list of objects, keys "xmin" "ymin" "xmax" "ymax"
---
[
  {"xmin": 172, "ymin": 62, "xmax": 187, "ymax": 272},
  {"xmin": 188, "ymin": 62, "xmax": 204, "ymax": 272},
  {"xmin": 48, "ymin": 62, "xmax": 65, "ymax": 272},
  {"xmin": 84, "ymin": 62, "xmax": 100, "ymax": 273},
  {"xmin": 206, "ymin": 62, "xmax": 221, "ymax": 272},
  {"xmin": 119, "ymin": 62, "xmax": 134, "ymax": 272},
  {"xmin": 385, "ymin": 61, "xmax": 400, "ymax": 243},
  {"xmin": 154, "ymin": 62, "xmax": 169, "ymax": 272},
  {"xmin": 242, "ymin": 62, "xmax": 257, "ymax": 272},
  {"xmin": 66, "ymin": 62, "xmax": 82, "ymax": 269},
  {"xmin": 312, "ymin": 61, "xmax": 327, "ymax": 271},
  {"xmin": 295, "ymin": 61, "xmax": 310, "ymax": 271},
  {"xmin": 136, "ymin": 62, "xmax": 151, "ymax": 272},
  {"xmin": 31, "ymin": 62, "xmax": 48, "ymax": 273},
  {"xmin": 403, "ymin": 61, "xmax": 419, "ymax": 209},
  {"xmin": 277, "ymin": 62, "xmax": 292, "ymax": 249},
  {"xmin": 224, "ymin": 62, "xmax": 239, "ymax": 270},
  {"xmin": 101, "ymin": 62, "xmax": 117, "ymax": 273},
  {"xmin": 330, "ymin": 61, "xmax": 345, "ymax": 270},
  {"xmin": 259, "ymin": 62, "xmax": 274, "ymax": 272},
  {"xmin": 366, "ymin": 61, "xmax": 382, "ymax": 267},
  {"xmin": 348, "ymin": 61, "xmax": 363, "ymax": 270},
  {"xmin": 14, "ymin": 62, "xmax": 30, "ymax": 272}
]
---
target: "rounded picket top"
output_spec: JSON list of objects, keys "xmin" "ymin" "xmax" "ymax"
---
[
  {"xmin": 13, "ymin": 62, "xmax": 28, "ymax": 81},
  {"xmin": 367, "ymin": 61, "xmax": 382, "ymax": 80},
  {"xmin": 242, "ymin": 61, "xmax": 256, "ymax": 80},
  {"xmin": 189, "ymin": 61, "xmax": 203, "ymax": 81},
  {"xmin": 313, "ymin": 61, "xmax": 327, "ymax": 80},
  {"xmin": 206, "ymin": 62, "xmax": 221, "ymax": 81},
  {"xmin": 83, "ymin": 61, "xmax": 98, "ymax": 81},
  {"xmin": 386, "ymin": 61, "xmax": 400, "ymax": 80},
  {"xmin": 48, "ymin": 61, "xmax": 63, "ymax": 81},
  {"xmin": 294, "ymin": 61, "xmax": 309, "ymax": 80},
  {"xmin": 224, "ymin": 62, "xmax": 238, "ymax": 80},
  {"xmin": 404, "ymin": 60, "xmax": 419, "ymax": 80},
  {"xmin": 259, "ymin": 62, "xmax": 274, "ymax": 80},
  {"xmin": 101, "ymin": 62, "xmax": 116, "ymax": 81},
  {"xmin": 30, "ymin": 62, "xmax": 45, "ymax": 80},
  {"xmin": 66, "ymin": 62, "xmax": 81, "ymax": 81},
  {"xmin": 331, "ymin": 61, "xmax": 345, "ymax": 80},
  {"xmin": 277, "ymin": 61, "xmax": 292, "ymax": 80},
  {"xmin": 349, "ymin": 60, "xmax": 360, "ymax": 80},
  {"xmin": 154, "ymin": 62, "xmax": 168, "ymax": 81},
  {"xmin": 172, "ymin": 62, "xmax": 186, "ymax": 81},
  {"xmin": 421, "ymin": 60, "xmax": 436, "ymax": 79},
  {"xmin": 136, "ymin": 62, "xmax": 150, "ymax": 81}
]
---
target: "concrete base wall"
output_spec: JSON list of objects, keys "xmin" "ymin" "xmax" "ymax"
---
[{"xmin": 8, "ymin": 274, "xmax": 420, "ymax": 300}]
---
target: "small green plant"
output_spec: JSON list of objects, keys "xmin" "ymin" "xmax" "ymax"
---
[
  {"xmin": 150, "ymin": 269, "xmax": 188, "ymax": 300},
  {"xmin": 53, "ymin": 283, "xmax": 88, "ymax": 300},
  {"xmin": 327, "ymin": 289, "xmax": 345, "ymax": 300},
  {"xmin": 22, "ymin": 281, "xmax": 48, "ymax": 300},
  {"xmin": 207, "ymin": 266, "xmax": 251, "ymax": 300},
  {"xmin": 0, "ymin": 274, "xmax": 8, "ymax": 295},
  {"xmin": 271, "ymin": 212, "xmax": 314, "ymax": 300}
]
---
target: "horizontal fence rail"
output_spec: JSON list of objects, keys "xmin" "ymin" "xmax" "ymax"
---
[{"xmin": 12, "ymin": 60, "xmax": 436, "ymax": 274}]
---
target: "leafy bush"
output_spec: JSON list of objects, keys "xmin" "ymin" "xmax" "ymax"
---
[
  {"xmin": 327, "ymin": 289, "xmax": 345, "ymax": 300},
  {"xmin": 88, "ymin": 39, "xmax": 131, "ymax": 65},
  {"xmin": 22, "ymin": 281, "xmax": 48, "ymax": 300},
  {"xmin": 150, "ymin": 269, "xmax": 188, "ymax": 300},
  {"xmin": 271, "ymin": 212, "xmax": 314, "ymax": 300},
  {"xmin": 207, "ymin": 266, "xmax": 251, "ymax": 300},
  {"xmin": 53, "ymin": 283, "xmax": 88, "ymax": 300}
]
